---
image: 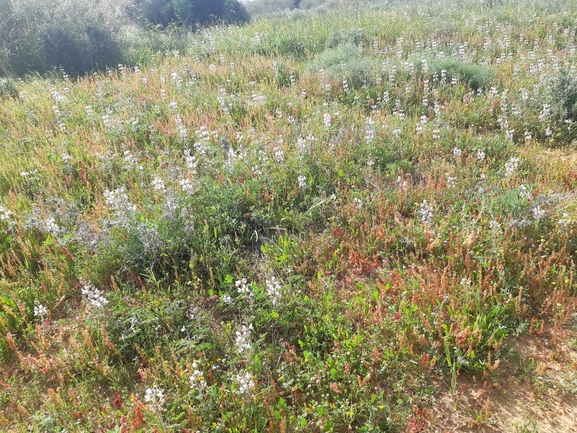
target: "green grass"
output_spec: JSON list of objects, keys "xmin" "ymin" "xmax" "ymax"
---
[{"xmin": 2, "ymin": 0, "xmax": 577, "ymax": 431}]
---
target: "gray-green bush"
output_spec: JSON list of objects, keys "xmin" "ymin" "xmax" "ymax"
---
[{"xmin": 308, "ymin": 43, "xmax": 376, "ymax": 89}]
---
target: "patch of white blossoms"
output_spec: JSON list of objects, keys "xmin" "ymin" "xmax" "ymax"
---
[
  {"xmin": 152, "ymin": 176, "xmax": 165, "ymax": 192},
  {"xmin": 452, "ymin": 147, "xmax": 462, "ymax": 160},
  {"xmin": 235, "ymin": 371, "xmax": 255, "ymax": 395},
  {"xmin": 505, "ymin": 157, "xmax": 520, "ymax": 177},
  {"xmin": 0, "ymin": 204, "xmax": 13, "ymax": 223},
  {"xmin": 266, "ymin": 277, "xmax": 282, "ymax": 306},
  {"xmin": 489, "ymin": 220, "xmax": 503, "ymax": 236},
  {"xmin": 189, "ymin": 362, "xmax": 207, "ymax": 397},
  {"xmin": 235, "ymin": 278, "xmax": 252, "ymax": 297},
  {"xmin": 81, "ymin": 281, "xmax": 109, "ymax": 309},
  {"xmin": 104, "ymin": 187, "xmax": 136, "ymax": 225},
  {"xmin": 144, "ymin": 386, "xmax": 165, "ymax": 413},
  {"xmin": 532, "ymin": 205, "xmax": 547, "ymax": 221},
  {"xmin": 418, "ymin": 199, "xmax": 434, "ymax": 226},
  {"xmin": 42, "ymin": 216, "xmax": 61, "ymax": 237},
  {"xmin": 297, "ymin": 175, "xmax": 307, "ymax": 190},
  {"xmin": 235, "ymin": 323, "xmax": 253, "ymax": 355}
]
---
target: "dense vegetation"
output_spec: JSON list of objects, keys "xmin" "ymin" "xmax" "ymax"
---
[
  {"xmin": 0, "ymin": 0, "xmax": 249, "ymax": 76},
  {"xmin": 1, "ymin": 0, "xmax": 577, "ymax": 431}
]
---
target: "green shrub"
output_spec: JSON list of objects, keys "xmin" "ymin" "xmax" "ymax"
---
[
  {"xmin": 308, "ymin": 43, "xmax": 376, "ymax": 89},
  {"xmin": 0, "ymin": 78, "xmax": 18, "ymax": 99},
  {"xmin": 289, "ymin": 8, "xmax": 308, "ymax": 20},
  {"xmin": 325, "ymin": 28, "xmax": 367, "ymax": 48},
  {"xmin": 431, "ymin": 58, "xmax": 493, "ymax": 90},
  {"xmin": 547, "ymin": 67, "xmax": 577, "ymax": 143},
  {"xmin": 42, "ymin": 23, "xmax": 124, "ymax": 76}
]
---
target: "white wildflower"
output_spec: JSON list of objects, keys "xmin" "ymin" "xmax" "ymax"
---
[
  {"xmin": 175, "ymin": 114, "xmax": 187, "ymax": 140},
  {"xmin": 152, "ymin": 176, "xmax": 165, "ymax": 192},
  {"xmin": 34, "ymin": 301, "xmax": 48, "ymax": 322},
  {"xmin": 519, "ymin": 184, "xmax": 531, "ymax": 199},
  {"xmin": 189, "ymin": 362, "xmax": 207, "ymax": 396},
  {"xmin": 273, "ymin": 147, "xmax": 284, "ymax": 163},
  {"xmin": 123, "ymin": 150, "xmax": 138, "ymax": 169},
  {"xmin": 558, "ymin": 213, "xmax": 571, "ymax": 228},
  {"xmin": 235, "ymin": 278, "xmax": 251, "ymax": 296},
  {"xmin": 235, "ymin": 323, "xmax": 253, "ymax": 354},
  {"xmin": 418, "ymin": 200, "xmax": 434, "ymax": 226},
  {"xmin": 297, "ymin": 175, "xmax": 307, "ymax": 189},
  {"xmin": 324, "ymin": 113, "xmax": 331, "ymax": 130},
  {"xmin": 81, "ymin": 282, "xmax": 109, "ymax": 309},
  {"xmin": 266, "ymin": 277, "xmax": 282, "ymax": 305},
  {"xmin": 532, "ymin": 205, "xmax": 547, "ymax": 221},
  {"xmin": 505, "ymin": 157, "xmax": 520, "ymax": 177},
  {"xmin": 235, "ymin": 371, "xmax": 255, "ymax": 395},
  {"xmin": 104, "ymin": 187, "xmax": 137, "ymax": 225},
  {"xmin": 489, "ymin": 220, "xmax": 503, "ymax": 236},
  {"xmin": 42, "ymin": 216, "xmax": 61, "ymax": 236},
  {"xmin": 0, "ymin": 205, "xmax": 13, "ymax": 222},
  {"xmin": 180, "ymin": 178, "xmax": 195, "ymax": 193},
  {"xmin": 397, "ymin": 176, "xmax": 408, "ymax": 191},
  {"xmin": 144, "ymin": 386, "xmax": 165, "ymax": 413},
  {"xmin": 50, "ymin": 88, "xmax": 65, "ymax": 103}
]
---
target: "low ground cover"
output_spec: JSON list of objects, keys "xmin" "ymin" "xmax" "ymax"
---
[{"xmin": 1, "ymin": 0, "xmax": 577, "ymax": 431}]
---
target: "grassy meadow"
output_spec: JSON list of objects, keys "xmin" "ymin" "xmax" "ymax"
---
[{"xmin": 2, "ymin": 0, "xmax": 577, "ymax": 431}]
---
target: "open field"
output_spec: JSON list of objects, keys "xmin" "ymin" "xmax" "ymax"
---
[{"xmin": 1, "ymin": 0, "xmax": 577, "ymax": 431}]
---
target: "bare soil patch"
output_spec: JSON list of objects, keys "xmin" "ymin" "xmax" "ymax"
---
[{"xmin": 426, "ymin": 327, "xmax": 577, "ymax": 432}]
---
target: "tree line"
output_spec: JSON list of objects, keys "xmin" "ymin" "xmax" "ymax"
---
[{"xmin": 0, "ymin": 0, "xmax": 250, "ymax": 77}]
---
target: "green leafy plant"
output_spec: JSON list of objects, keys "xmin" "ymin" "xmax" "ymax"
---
[{"xmin": 0, "ymin": 78, "xmax": 18, "ymax": 99}]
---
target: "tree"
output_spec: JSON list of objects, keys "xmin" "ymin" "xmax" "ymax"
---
[
  {"xmin": 139, "ymin": 0, "xmax": 176, "ymax": 27},
  {"xmin": 0, "ymin": 0, "xmax": 132, "ymax": 76},
  {"xmin": 138, "ymin": 0, "xmax": 249, "ymax": 27},
  {"xmin": 223, "ymin": 0, "xmax": 251, "ymax": 24}
]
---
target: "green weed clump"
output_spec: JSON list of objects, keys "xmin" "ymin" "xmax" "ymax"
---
[
  {"xmin": 0, "ymin": 78, "xmax": 18, "ymax": 99},
  {"xmin": 545, "ymin": 68, "xmax": 577, "ymax": 145},
  {"xmin": 308, "ymin": 42, "xmax": 376, "ymax": 89},
  {"xmin": 2, "ymin": 0, "xmax": 577, "ymax": 431},
  {"xmin": 430, "ymin": 58, "xmax": 494, "ymax": 90}
]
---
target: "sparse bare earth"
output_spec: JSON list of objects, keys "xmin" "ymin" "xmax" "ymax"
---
[{"xmin": 427, "ymin": 327, "xmax": 577, "ymax": 432}]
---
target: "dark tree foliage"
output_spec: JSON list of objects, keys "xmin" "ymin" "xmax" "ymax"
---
[
  {"xmin": 139, "ymin": 0, "xmax": 176, "ymax": 27},
  {"xmin": 0, "ymin": 0, "xmax": 130, "ymax": 77},
  {"xmin": 138, "ymin": 0, "xmax": 250, "ymax": 27},
  {"xmin": 42, "ymin": 24, "xmax": 124, "ymax": 75}
]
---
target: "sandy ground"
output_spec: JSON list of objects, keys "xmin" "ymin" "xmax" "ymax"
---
[{"xmin": 426, "ymin": 327, "xmax": 577, "ymax": 432}]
